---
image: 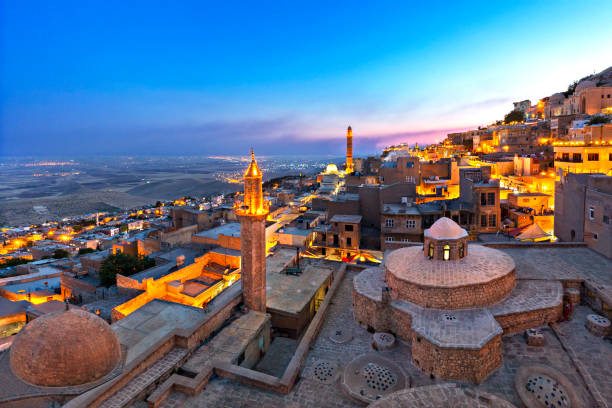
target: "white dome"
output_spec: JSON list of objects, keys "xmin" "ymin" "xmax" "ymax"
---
[
  {"xmin": 325, "ymin": 163, "xmax": 339, "ymax": 174},
  {"xmin": 424, "ymin": 217, "xmax": 468, "ymax": 240}
]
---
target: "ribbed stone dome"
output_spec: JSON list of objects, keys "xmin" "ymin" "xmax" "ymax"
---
[
  {"xmin": 424, "ymin": 217, "xmax": 467, "ymax": 240},
  {"xmin": 10, "ymin": 308, "xmax": 121, "ymax": 387},
  {"xmin": 548, "ymin": 92, "xmax": 565, "ymax": 104},
  {"xmin": 575, "ymin": 80, "xmax": 597, "ymax": 93}
]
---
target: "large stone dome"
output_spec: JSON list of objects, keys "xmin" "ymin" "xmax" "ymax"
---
[
  {"xmin": 575, "ymin": 80, "xmax": 597, "ymax": 93},
  {"xmin": 10, "ymin": 308, "xmax": 121, "ymax": 387},
  {"xmin": 424, "ymin": 217, "xmax": 467, "ymax": 240}
]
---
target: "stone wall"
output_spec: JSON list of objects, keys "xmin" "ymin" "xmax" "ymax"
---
[
  {"xmin": 411, "ymin": 333, "xmax": 502, "ymax": 384},
  {"xmin": 423, "ymin": 236, "xmax": 468, "ymax": 261},
  {"xmin": 494, "ymin": 304, "xmax": 562, "ymax": 335},
  {"xmin": 386, "ymin": 268, "xmax": 516, "ymax": 309}
]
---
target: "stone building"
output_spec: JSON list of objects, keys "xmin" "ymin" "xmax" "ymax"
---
[
  {"xmin": 556, "ymin": 172, "xmax": 612, "ymax": 258},
  {"xmin": 354, "ymin": 217, "xmax": 562, "ymax": 383}
]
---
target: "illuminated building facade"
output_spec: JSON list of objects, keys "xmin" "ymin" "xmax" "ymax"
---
[
  {"xmin": 346, "ymin": 126, "xmax": 354, "ymax": 174},
  {"xmin": 236, "ymin": 150, "xmax": 269, "ymax": 312}
]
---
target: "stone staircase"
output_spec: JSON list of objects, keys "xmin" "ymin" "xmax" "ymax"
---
[{"xmin": 99, "ymin": 347, "xmax": 188, "ymax": 408}]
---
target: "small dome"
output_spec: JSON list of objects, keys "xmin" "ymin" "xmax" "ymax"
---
[
  {"xmin": 424, "ymin": 217, "xmax": 467, "ymax": 240},
  {"xmin": 548, "ymin": 92, "xmax": 565, "ymax": 104},
  {"xmin": 575, "ymin": 80, "xmax": 597, "ymax": 93},
  {"xmin": 10, "ymin": 309, "xmax": 121, "ymax": 387}
]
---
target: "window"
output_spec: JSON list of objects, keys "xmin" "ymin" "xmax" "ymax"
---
[
  {"xmin": 589, "ymin": 206, "xmax": 595, "ymax": 220},
  {"xmin": 385, "ymin": 236, "xmax": 393, "ymax": 243},
  {"xmin": 443, "ymin": 245, "xmax": 450, "ymax": 261},
  {"xmin": 573, "ymin": 153, "xmax": 581, "ymax": 161},
  {"xmin": 407, "ymin": 162, "xmax": 414, "ymax": 168},
  {"xmin": 481, "ymin": 193, "xmax": 487, "ymax": 205},
  {"xmin": 593, "ymin": 233, "xmax": 598, "ymax": 240},
  {"xmin": 488, "ymin": 214, "xmax": 496, "ymax": 227},
  {"xmin": 345, "ymin": 224, "xmax": 354, "ymax": 232},
  {"xmin": 406, "ymin": 219, "xmax": 416, "ymax": 229},
  {"xmin": 609, "ymin": 153, "xmax": 612, "ymax": 161},
  {"xmin": 562, "ymin": 153, "xmax": 570, "ymax": 161},
  {"xmin": 428, "ymin": 243, "xmax": 434, "ymax": 258},
  {"xmin": 604, "ymin": 215, "xmax": 610, "ymax": 225},
  {"xmin": 587, "ymin": 153, "xmax": 599, "ymax": 161},
  {"xmin": 406, "ymin": 176, "xmax": 415, "ymax": 183},
  {"xmin": 385, "ymin": 219, "xmax": 394, "ymax": 228},
  {"xmin": 346, "ymin": 237, "xmax": 352, "ymax": 246},
  {"xmin": 481, "ymin": 215, "xmax": 487, "ymax": 227},
  {"xmin": 400, "ymin": 237, "xmax": 409, "ymax": 243},
  {"xmin": 458, "ymin": 242, "xmax": 465, "ymax": 258},
  {"xmin": 487, "ymin": 192, "xmax": 495, "ymax": 206}
]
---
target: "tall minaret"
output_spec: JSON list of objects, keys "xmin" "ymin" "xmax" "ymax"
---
[
  {"xmin": 236, "ymin": 149, "xmax": 269, "ymax": 312},
  {"xmin": 346, "ymin": 126, "xmax": 354, "ymax": 174}
]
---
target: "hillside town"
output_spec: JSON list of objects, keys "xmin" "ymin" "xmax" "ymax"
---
[{"xmin": 0, "ymin": 68, "xmax": 611, "ymax": 408}]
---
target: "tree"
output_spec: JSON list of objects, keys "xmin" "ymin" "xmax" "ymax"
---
[
  {"xmin": 52, "ymin": 249, "xmax": 70, "ymax": 259},
  {"xmin": 586, "ymin": 115, "xmax": 611, "ymax": 125},
  {"xmin": 78, "ymin": 247, "xmax": 95, "ymax": 255},
  {"xmin": 0, "ymin": 257, "xmax": 30, "ymax": 269},
  {"xmin": 99, "ymin": 253, "xmax": 156, "ymax": 287},
  {"xmin": 563, "ymin": 80, "xmax": 578, "ymax": 97},
  {"xmin": 504, "ymin": 110, "xmax": 525, "ymax": 124}
]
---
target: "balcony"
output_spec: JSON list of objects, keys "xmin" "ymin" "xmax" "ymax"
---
[{"xmin": 555, "ymin": 158, "xmax": 582, "ymax": 163}]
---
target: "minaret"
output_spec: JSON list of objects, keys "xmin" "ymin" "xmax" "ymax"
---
[
  {"xmin": 235, "ymin": 149, "xmax": 269, "ymax": 312},
  {"xmin": 346, "ymin": 126, "xmax": 354, "ymax": 174}
]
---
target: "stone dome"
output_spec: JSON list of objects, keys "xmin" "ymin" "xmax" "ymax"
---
[
  {"xmin": 575, "ymin": 80, "xmax": 597, "ymax": 93},
  {"xmin": 10, "ymin": 308, "xmax": 121, "ymax": 387},
  {"xmin": 424, "ymin": 217, "xmax": 467, "ymax": 240},
  {"xmin": 548, "ymin": 92, "xmax": 565, "ymax": 104}
]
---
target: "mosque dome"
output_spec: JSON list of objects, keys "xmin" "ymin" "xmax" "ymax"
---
[
  {"xmin": 575, "ymin": 80, "xmax": 597, "ymax": 93},
  {"xmin": 548, "ymin": 92, "xmax": 565, "ymax": 104},
  {"xmin": 424, "ymin": 217, "xmax": 467, "ymax": 240},
  {"xmin": 10, "ymin": 308, "xmax": 121, "ymax": 387},
  {"xmin": 325, "ymin": 163, "xmax": 339, "ymax": 174}
]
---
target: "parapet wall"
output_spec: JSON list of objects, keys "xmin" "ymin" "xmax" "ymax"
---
[{"xmin": 411, "ymin": 333, "xmax": 502, "ymax": 384}]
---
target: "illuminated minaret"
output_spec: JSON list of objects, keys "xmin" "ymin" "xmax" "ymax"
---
[
  {"xmin": 346, "ymin": 125, "xmax": 354, "ymax": 174},
  {"xmin": 235, "ymin": 149, "xmax": 269, "ymax": 312}
]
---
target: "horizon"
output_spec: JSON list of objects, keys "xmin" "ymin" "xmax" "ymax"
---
[{"xmin": 1, "ymin": 1, "xmax": 611, "ymax": 156}]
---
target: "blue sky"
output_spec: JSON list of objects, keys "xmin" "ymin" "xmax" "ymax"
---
[{"xmin": 1, "ymin": 1, "xmax": 611, "ymax": 156}]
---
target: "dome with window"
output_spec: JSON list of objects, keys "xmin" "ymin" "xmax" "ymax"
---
[{"xmin": 423, "ymin": 217, "xmax": 468, "ymax": 261}]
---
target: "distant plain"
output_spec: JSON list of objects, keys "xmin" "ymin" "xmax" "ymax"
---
[{"xmin": 0, "ymin": 155, "xmax": 335, "ymax": 226}]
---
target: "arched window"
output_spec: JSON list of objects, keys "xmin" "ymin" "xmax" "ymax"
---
[
  {"xmin": 458, "ymin": 242, "xmax": 465, "ymax": 258},
  {"xmin": 428, "ymin": 243, "xmax": 434, "ymax": 258},
  {"xmin": 443, "ymin": 245, "xmax": 450, "ymax": 261}
]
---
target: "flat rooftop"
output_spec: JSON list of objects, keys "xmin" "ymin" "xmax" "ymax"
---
[
  {"xmin": 265, "ymin": 249, "xmax": 334, "ymax": 315},
  {"xmin": 497, "ymin": 245, "xmax": 612, "ymax": 287},
  {"xmin": 381, "ymin": 203, "xmax": 420, "ymax": 215},
  {"xmin": 194, "ymin": 223, "xmax": 241, "ymax": 240},
  {"xmin": 278, "ymin": 227, "xmax": 312, "ymax": 236},
  {"xmin": 0, "ymin": 297, "xmax": 28, "ymax": 317},
  {"xmin": 330, "ymin": 214, "xmax": 362, "ymax": 224},
  {"xmin": 111, "ymin": 299, "xmax": 207, "ymax": 365},
  {"xmin": 0, "ymin": 276, "xmax": 61, "ymax": 294}
]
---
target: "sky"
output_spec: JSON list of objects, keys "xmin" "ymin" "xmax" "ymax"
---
[{"xmin": 1, "ymin": 1, "xmax": 611, "ymax": 157}]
